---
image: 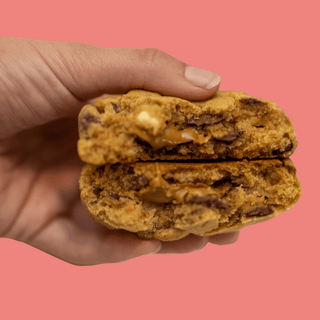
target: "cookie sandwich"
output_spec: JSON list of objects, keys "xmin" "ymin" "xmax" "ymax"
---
[{"xmin": 78, "ymin": 90, "xmax": 301, "ymax": 241}]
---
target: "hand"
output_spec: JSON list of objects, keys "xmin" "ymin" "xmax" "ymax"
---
[{"xmin": 0, "ymin": 38, "xmax": 239, "ymax": 265}]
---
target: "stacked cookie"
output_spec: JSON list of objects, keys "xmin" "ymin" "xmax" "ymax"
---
[{"xmin": 78, "ymin": 90, "xmax": 301, "ymax": 241}]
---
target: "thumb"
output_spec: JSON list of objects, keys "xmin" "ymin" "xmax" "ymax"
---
[
  {"xmin": 0, "ymin": 39, "xmax": 221, "ymax": 138},
  {"xmin": 47, "ymin": 42, "xmax": 221, "ymax": 103}
]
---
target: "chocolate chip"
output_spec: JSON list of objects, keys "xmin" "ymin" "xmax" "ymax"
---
[
  {"xmin": 272, "ymin": 142, "xmax": 293, "ymax": 155},
  {"xmin": 110, "ymin": 164, "xmax": 120, "ymax": 174},
  {"xmin": 213, "ymin": 130, "xmax": 242, "ymax": 143},
  {"xmin": 109, "ymin": 193, "xmax": 120, "ymax": 200},
  {"xmin": 212, "ymin": 177, "xmax": 232, "ymax": 188},
  {"xmin": 93, "ymin": 187, "xmax": 103, "ymax": 197},
  {"xmin": 127, "ymin": 167, "xmax": 135, "ymax": 175},
  {"xmin": 259, "ymin": 151, "xmax": 269, "ymax": 157},
  {"xmin": 284, "ymin": 142, "xmax": 293, "ymax": 152},
  {"xmin": 240, "ymin": 98, "xmax": 266, "ymax": 107},
  {"xmin": 209, "ymin": 114, "xmax": 224, "ymax": 124},
  {"xmin": 185, "ymin": 118, "xmax": 198, "ymax": 125},
  {"xmin": 80, "ymin": 113, "xmax": 100, "ymax": 130},
  {"xmin": 191, "ymin": 196, "xmax": 231, "ymax": 210},
  {"xmin": 185, "ymin": 114, "xmax": 224, "ymax": 125},
  {"xmin": 272, "ymin": 149, "xmax": 281, "ymax": 156},
  {"xmin": 246, "ymin": 206, "xmax": 273, "ymax": 217},
  {"xmin": 135, "ymin": 138, "xmax": 150, "ymax": 146},
  {"xmin": 112, "ymin": 103, "xmax": 121, "ymax": 113},
  {"xmin": 137, "ymin": 175, "xmax": 149, "ymax": 186},
  {"xmin": 164, "ymin": 177, "xmax": 175, "ymax": 184},
  {"xmin": 97, "ymin": 166, "xmax": 105, "ymax": 176}
]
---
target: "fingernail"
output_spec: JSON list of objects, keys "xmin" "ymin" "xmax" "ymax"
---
[
  {"xmin": 148, "ymin": 242, "xmax": 162, "ymax": 254},
  {"xmin": 185, "ymin": 66, "xmax": 221, "ymax": 90}
]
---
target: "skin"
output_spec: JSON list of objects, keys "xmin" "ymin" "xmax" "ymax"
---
[{"xmin": 0, "ymin": 38, "xmax": 239, "ymax": 266}]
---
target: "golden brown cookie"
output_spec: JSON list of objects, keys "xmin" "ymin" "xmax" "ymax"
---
[
  {"xmin": 79, "ymin": 159, "xmax": 301, "ymax": 241},
  {"xmin": 77, "ymin": 90, "xmax": 297, "ymax": 165}
]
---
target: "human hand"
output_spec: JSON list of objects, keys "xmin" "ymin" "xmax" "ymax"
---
[{"xmin": 0, "ymin": 38, "xmax": 239, "ymax": 265}]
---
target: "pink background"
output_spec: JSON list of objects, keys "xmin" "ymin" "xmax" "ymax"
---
[{"xmin": 0, "ymin": 0, "xmax": 319, "ymax": 319}]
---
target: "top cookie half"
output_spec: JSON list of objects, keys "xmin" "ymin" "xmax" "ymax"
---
[{"xmin": 78, "ymin": 90, "xmax": 297, "ymax": 165}]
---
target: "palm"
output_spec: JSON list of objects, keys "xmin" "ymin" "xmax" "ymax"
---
[
  {"xmin": 0, "ymin": 120, "xmax": 82, "ymax": 247},
  {"xmin": 0, "ymin": 118, "xmax": 167, "ymax": 264}
]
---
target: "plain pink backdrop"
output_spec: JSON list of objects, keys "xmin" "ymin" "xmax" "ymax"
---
[{"xmin": 0, "ymin": 0, "xmax": 318, "ymax": 319}]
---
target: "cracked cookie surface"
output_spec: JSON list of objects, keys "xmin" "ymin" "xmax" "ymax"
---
[
  {"xmin": 79, "ymin": 159, "xmax": 301, "ymax": 241},
  {"xmin": 77, "ymin": 90, "xmax": 297, "ymax": 165}
]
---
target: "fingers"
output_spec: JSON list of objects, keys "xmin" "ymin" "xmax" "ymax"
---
[
  {"xmin": 156, "ymin": 235, "xmax": 209, "ymax": 254},
  {"xmin": 156, "ymin": 231, "xmax": 240, "ymax": 255},
  {"xmin": 44, "ymin": 42, "xmax": 221, "ymax": 103},
  {"xmin": 26, "ymin": 213, "xmax": 239, "ymax": 264},
  {"xmin": 0, "ymin": 39, "xmax": 221, "ymax": 137},
  {"xmin": 27, "ymin": 217, "xmax": 161, "ymax": 266},
  {"xmin": 208, "ymin": 231, "xmax": 240, "ymax": 245}
]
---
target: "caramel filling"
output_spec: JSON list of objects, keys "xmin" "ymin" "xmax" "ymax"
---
[
  {"xmin": 133, "ymin": 124, "xmax": 201, "ymax": 150},
  {"xmin": 131, "ymin": 110, "xmax": 236, "ymax": 149},
  {"xmin": 137, "ymin": 175, "xmax": 213, "ymax": 204},
  {"xmin": 133, "ymin": 125, "xmax": 211, "ymax": 150}
]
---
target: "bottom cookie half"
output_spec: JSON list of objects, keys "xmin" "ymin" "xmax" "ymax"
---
[{"xmin": 79, "ymin": 159, "xmax": 301, "ymax": 241}]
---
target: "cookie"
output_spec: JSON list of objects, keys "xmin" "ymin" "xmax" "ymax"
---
[
  {"xmin": 77, "ymin": 90, "xmax": 297, "ymax": 165},
  {"xmin": 79, "ymin": 159, "xmax": 301, "ymax": 241}
]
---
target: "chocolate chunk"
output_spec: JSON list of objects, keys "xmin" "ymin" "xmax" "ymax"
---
[
  {"xmin": 112, "ymin": 103, "xmax": 121, "ymax": 113},
  {"xmin": 97, "ymin": 166, "xmax": 105, "ymax": 176},
  {"xmin": 209, "ymin": 115, "xmax": 224, "ymax": 124},
  {"xmin": 109, "ymin": 193, "xmax": 120, "ymax": 200},
  {"xmin": 272, "ymin": 149, "xmax": 281, "ymax": 156},
  {"xmin": 135, "ymin": 138, "xmax": 150, "ymax": 146},
  {"xmin": 260, "ymin": 151, "xmax": 269, "ymax": 157},
  {"xmin": 80, "ymin": 113, "xmax": 100, "ymax": 130},
  {"xmin": 164, "ymin": 177, "xmax": 179, "ymax": 185},
  {"xmin": 213, "ymin": 130, "xmax": 242, "ymax": 143},
  {"xmin": 240, "ymin": 98, "xmax": 266, "ymax": 107},
  {"xmin": 127, "ymin": 166, "xmax": 135, "ymax": 175},
  {"xmin": 212, "ymin": 177, "xmax": 232, "ymax": 188},
  {"xmin": 246, "ymin": 206, "xmax": 273, "ymax": 217},
  {"xmin": 186, "ymin": 118, "xmax": 197, "ymax": 125},
  {"xmin": 109, "ymin": 164, "xmax": 120, "ymax": 174},
  {"xmin": 93, "ymin": 187, "xmax": 103, "ymax": 197},
  {"xmin": 186, "ymin": 114, "xmax": 224, "ymax": 125},
  {"xmin": 137, "ymin": 175, "xmax": 149, "ymax": 186},
  {"xmin": 191, "ymin": 196, "xmax": 231, "ymax": 210},
  {"xmin": 272, "ymin": 143, "xmax": 293, "ymax": 155},
  {"xmin": 284, "ymin": 142, "xmax": 293, "ymax": 152}
]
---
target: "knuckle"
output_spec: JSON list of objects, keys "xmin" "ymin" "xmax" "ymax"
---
[{"xmin": 137, "ymin": 47, "xmax": 164, "ymax": 67}]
